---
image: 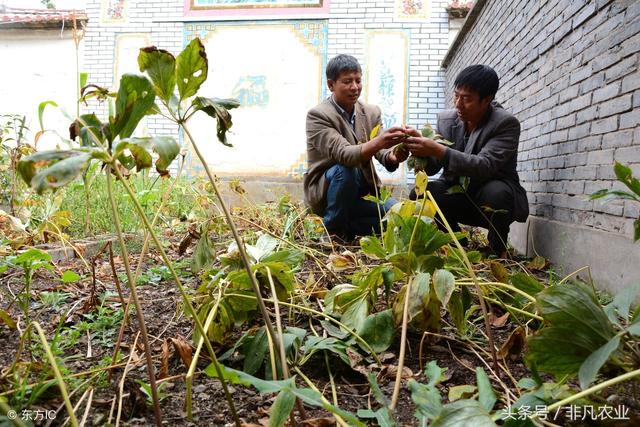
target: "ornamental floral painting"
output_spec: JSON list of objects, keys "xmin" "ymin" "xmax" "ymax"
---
[
  {"xmin": 395, "ymin": 0, "xmax": 430, "ymax": 21},
  {"xmin": 101, "ymin": 0, "xmax": 128, "ymax": 24},
  {"xmin": 365, "ymin": 30, "xmax": 409, "ymax": 184}
]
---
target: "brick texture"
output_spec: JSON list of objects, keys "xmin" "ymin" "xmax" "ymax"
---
[{"xmin": 444, "ymin": 0, "xmax": 640, "ymax": 236}]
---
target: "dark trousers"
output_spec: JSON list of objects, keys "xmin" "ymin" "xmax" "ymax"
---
[
  {"xmin": 412, "ymin": 179, "xmax": 514, "ymax": 252},
  {"xmin": 323, "ymin": 164, "xmax": 396, "ymax": 238}
]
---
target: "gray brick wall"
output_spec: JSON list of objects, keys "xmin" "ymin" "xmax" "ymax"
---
[{"xmin": 443, "ymin": 0, "xmax": 640, "ymax": 237}]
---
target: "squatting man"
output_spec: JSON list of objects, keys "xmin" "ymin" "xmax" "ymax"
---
[{"xmin": 303, "ymin": 56, "xmax": 528, "ymax": 255}]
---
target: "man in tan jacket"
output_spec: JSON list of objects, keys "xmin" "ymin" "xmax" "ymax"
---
[{"xmin": 303, "ymin": 54, "xmax": 408, "ymax": 239}]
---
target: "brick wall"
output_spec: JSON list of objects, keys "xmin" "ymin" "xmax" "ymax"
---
[
  {"xmin": 82, "ymin": 0, "xmax": 451, "ymax": 178},
  {"xmin": 443, "ymin": 0, "xmax": 640, "ymax": 238},
  {"xmin": 83, "ymin": 0, "xmax": 183, "ymax": 140},
  {"xmin": 326, "ymin": 0, "xmax": 450, "ymax": 126}
]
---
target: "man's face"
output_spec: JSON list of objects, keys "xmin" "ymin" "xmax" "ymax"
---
[
  {"xmin": 328, "ymin": 70, "xmax": 362, "ymax": 112},
  {"xmin": 454, "ymin": 86, "xmax": 492, "ymax": 126}
]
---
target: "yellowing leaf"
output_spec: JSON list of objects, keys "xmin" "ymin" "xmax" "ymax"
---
[
  {"xmin": 415, "ymin": 199, "xmax": 436, "ymax": 218},
  {"xmin": 448, "ymin": 384, "xmax": 476, "ymax": 402},
  {"xmin": 415, "ymin": 171, "xmax": 428, "ymax": 196},
  {"xmin": 369, "ymin": 123, "xmax": 382, "ymax": 140}
]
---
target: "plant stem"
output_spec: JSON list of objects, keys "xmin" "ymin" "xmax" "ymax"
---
[
  {"xmin": 225, "ymin": 292, "xmax": 383, "ymax": 366},
  {"xmin": 427, "ymin": 190, "xmax": 499, "ymax": 371},
  {"xmin": 105, "ymin": 167, "xmax": 162, "ymax": 427},
  {"xmin": 390, "ymin": 195, "xmax": 428, "ymax": 410},
  {"xmin": 180, "ymin": 123, "xmax": 286, "ymax": 374},
  {"xmin": 265, "ymin": 267, "xmax": 307, "ymax": 420},
  {"xmin": 30, "ymin": 322, "xmax": 79, "ymax": 427},
  {"xmin": 110, "ymin": 166, "xmax": 241, "ymax": 427},
  {"xmin": 293, "ymin": 367, "xmax": 350, "ymax": 427},
  {"xmin": 455, "ymin": 280, "xmax": 537, "ymax": 303},
  {"xmin": 542, "ymin": 368, "xmax": 640, "ymax": 416}
]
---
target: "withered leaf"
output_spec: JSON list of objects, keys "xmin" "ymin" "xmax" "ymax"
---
[{"xmin": 170, "ymin": 335, "xmax": 193, "ymax": 368}]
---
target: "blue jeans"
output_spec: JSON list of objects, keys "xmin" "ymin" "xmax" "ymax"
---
[{"xmin": 323, "ymin": 164, "xmax": 396, "ymax": 238}]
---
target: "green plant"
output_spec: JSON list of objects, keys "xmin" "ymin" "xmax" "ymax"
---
[
  {"xmin": 409, "ymin": 361, "xmax": 497, "ymax": 426},
  {"xmin": 0, "ymin": 114, "xmax": 31, "ymax": 215},
  {"xmin": 591, "ymin": 161, "xmax": 640, "ymax": 241},
  {"xmin": 405, "ymin": 123, "xmax": 453, "ymax": 172},
  {"xmin": 526, "ymin": 281, "xmax": 640, "ymax": 390},
  {"xmin": 2, "ymin": 249, "xmax": 54, "ymax": 338}
]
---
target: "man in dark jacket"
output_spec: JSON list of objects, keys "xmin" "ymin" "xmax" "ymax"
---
[{"xmin": 404, "ymin": 65, "xmax": 528, "ymax": 256}]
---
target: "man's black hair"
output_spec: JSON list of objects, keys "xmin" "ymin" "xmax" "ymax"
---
[
  {"xmin": 326, "ymin": 54, "xmax": 362, "ymax": 81},
  {"xmin": 454, "ymin": 64, "xmax": 499, "ymax": 99}
]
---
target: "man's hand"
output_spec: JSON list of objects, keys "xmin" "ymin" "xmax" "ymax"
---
[
  {"xmin": 376, "ymin": 126, "xmax": 408, "ymax": 149},
  {"xmin": 404, "ymin": 135, "xmax": 447, "ymax": 160},
  {"xmin": 387, "ymin": 144, "xmax": 409, "ymax": 165},
  {"xmin": 360, "ymin": 126, "xmax": 407, "ymax": 161}
]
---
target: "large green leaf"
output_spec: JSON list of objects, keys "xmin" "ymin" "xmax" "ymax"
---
[
  {"xmin": 72, "ymin": 113, "xmax": 107, "ymax": 147},
  {"xmin": 111, "ymin": 74, "xmax": 156, "ymax": 139},
  {"xmin": 433, "ymin": 269, "xmax": 455, "ymax": 306},
  {"xmin": 176, "ymin": 38, "xmax": 208, "ymax": 101},
  {"xmin": 510, "ymin": 273, "xmax": 544, "ymax": 297},
  {"xmin": 138, "ymin": 46, "xmax": 176, "ymax": 104},
  {"xmin": 526, "ymin": 283, "xmax": 615, "ymax": 378},
  {"xmin": 475, "ymin": 368, "xmax": 497, "ymax": 411},
  {"xmin": 261, "ymin": 249, "xmax": 305, "ymax": 268},
  {"xmin": 192, "ymin": 230, "xmax": 216, "ymax": 274},
  {"xmin": 302, "ymin": 336, "xmax": 350, "ymax": 366},
  {"xmin": 269, "ymin": 390, "xmax": 296, "ymax": 427},
  {"xmin": 430, "ymin": 399, "xmax": 496, "ymax": 427},
  {"xmin": 578, "ymin": 335, "xmax": 621, "ymax": 390},
  {"xmin": 357, "ymin": 309, "xmax": 395, "ymax": 353},
  {"xmin": 191, "ymin": 97, "xmax": 240, "ymax": 146},
  {"xmin": 204, "ymin": 365, "xmax": 365, "ymax": 426},
  {"xmin": 114, "ymin": 136, "xmax": 179, "ymax": 175},
  {"xmin": 17, "ymin": 149, "xmax": 103, "ymax": 194},
  {"xmin": 614, "ymin": 161, "xmax": 640, "ymax": 197},
  {"xmin": 243, "ymin": 327, "xmax": 269, "ymax": 375},
  {"xmin": 392, "ymin": 273, "xmax": 434, "ymax": 331},
  {"xmin": 341, "ymin": 295, "xmax": 369, "ymax": 332},
  {"xmin": 409, "ymin": 379, "xmax": 443, "ymax": 421},
  {"xmin": 360, "ymin": 235, "xmax": 387, "ymax": 259}
]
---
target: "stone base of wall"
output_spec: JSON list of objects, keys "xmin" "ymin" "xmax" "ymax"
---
[{"xmin": 510, "ymin": 217, "xmax": 640, "ymax": 295}]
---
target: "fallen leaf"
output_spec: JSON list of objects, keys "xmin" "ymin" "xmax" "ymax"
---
[
  {"xmin": 301, "ymin": 416, "xmax": 337, "ymax": 426},
  {"xmin": 527, "ymin": 255, "xmax": 548, "ymax": 270},
  {"xmin": 498, "ymin": 327, "xmax": 526, "ymax": 360},
  {"xmin": 489, "ymin": 312, "xmax": 510, "ymax": 327},
  {"xmin": 0, "ymin": 309, "xmax": 17, "ymax": 329},
  {"xmin": 380, "ymin": 365, "xmax": 413, "ymax": 381},
  {"xmin": 490, "ymin": 261, "xmax": 509, "ymax": 283},
  {"xmin": 327, "ymin": 251, "xmax": 357, "ymax": 272},
  {"xmin": 74, "ymin": 242, "xmax": 87, "ymax": 258},
  {"xmin": 170, "ymin": 335, "xmax": 193, "ymax": 368},
  {"xmin": 159, "ymin": 339, "xmax": 170, "ymax": 379}
]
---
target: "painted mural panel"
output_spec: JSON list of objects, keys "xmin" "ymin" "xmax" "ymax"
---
[
  {"xmin": 365, "ymin": 30, "xmax": 409, "ymax": 184},
  {"xmin": 101, "ymin": 0, "xmax": 129, "ymax": 24},
  {"xmin": 192, "ymin": 0, "xmax": 321, "ymax": 7},
  {"xmin": 394, "ymin": 0, "xmax": 430, "ymax": 21},
  {"xmin": 184, "ymin": 21, "xmax": 327, "ymax": 177},
  {"xmin": 185, "ymin": 0, "xmax": 329, "ymax": 18}
]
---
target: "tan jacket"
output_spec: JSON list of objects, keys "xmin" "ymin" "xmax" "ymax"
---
[{"xmin": 303, "ymin": 98, "xmax": 397, "ymax": 215}]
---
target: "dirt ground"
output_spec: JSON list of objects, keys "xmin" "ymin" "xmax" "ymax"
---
[{"xmin": 1, "ymin": 234, "xmax": 639, "ymax": 426}]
